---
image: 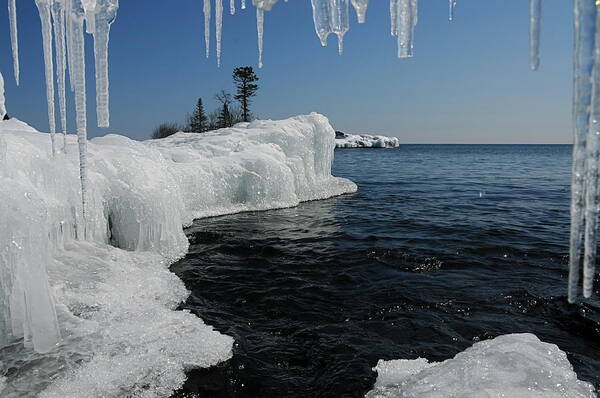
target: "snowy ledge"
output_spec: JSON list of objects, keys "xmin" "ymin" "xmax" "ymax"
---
[
  {"xmin": 335, "ymin": 132, "xmax": 400, "ymax": 149},
  {"xmin": 0, "ymin": 113, "xmax": 356, "ymax": 397}
]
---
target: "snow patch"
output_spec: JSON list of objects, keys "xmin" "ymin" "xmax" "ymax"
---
[
  {"xmin": 366, "ymin": 334, "xmax": 596, "ymax": 398},
  {"xmin": 0, "ymin": 113, "xmax": 356, "ymax": 397}
]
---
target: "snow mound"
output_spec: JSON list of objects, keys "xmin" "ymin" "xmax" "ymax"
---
[
  {"xmin": 0, "ymin": 113, "xmax": 356, "ymax": 397},
  {"xmin": 335, "ymin": 132, "xmax": 400, "ymax": 148},
  {"xmin": 366, "ymin": 333, "xmax": 596, "ymax": 398}
]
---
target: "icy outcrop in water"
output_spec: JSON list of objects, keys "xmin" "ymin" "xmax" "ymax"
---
[
  {"xmin": 366, "ymin": 334, "xmax": 596, "ymax": 398},
  {"xmin": 0, "ymin": 114, "xmax": 356, "ymax": 395},
  {"xmin": 335, "ymin": 132, "xmax": 400, "ymax": 148},
  {"xmin": 530, "ymin": 0, "xmax": 542, "ymax": 71},
  {"xmin": 0, "ymin": 73, "xmax": 5, "ymax": 120}
]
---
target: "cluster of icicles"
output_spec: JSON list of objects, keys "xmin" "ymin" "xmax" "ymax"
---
[
  {"xmin": 1, "ymin": 0, "xmax": 598, "ymax": 301},
  {"xmin": 5, "ymin": 0, "xmax": 118, "ymax": 220}
]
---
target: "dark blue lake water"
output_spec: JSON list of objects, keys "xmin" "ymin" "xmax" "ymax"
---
[{"xmin": 171, "ymin": 145, "xmax": 600, "ymax": 397}]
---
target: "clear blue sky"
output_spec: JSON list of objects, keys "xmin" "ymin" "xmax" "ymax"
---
[{"xmin": 0, "ymin": 0, "xmax": 572, "ymax": 143}]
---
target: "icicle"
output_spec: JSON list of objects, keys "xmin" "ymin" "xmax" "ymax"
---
[
  {"xmin": 92, "ymin": 0, "xmax": 119, "ymax": 128},
  {"xmin": 350, "ymin": 0, "xmax": 369, "ymax": 23},
  {"xmin": 257, "ymin": 8, "xmax": 264, "ymax": 68},
  {"xmin": 35, "ymin": 0, "xmax": 57, "ymax": 158},
  {"xmin": 396, "ymin": 0, "xmax": 418, "ymax": 58},
  {"xmin": 8, "ymin": 0, "xmax": 20, "ymax": 85},
  {"xmin": 230, "ymin": 0, "xmax": 236, "ymax": 15},
  {"xmin": 52, "ymin": 0, "xmax": 68, "ymax": 152},
  {"xmin": 448, "ymin": 0, "xmax": 456, "ymax": 22},
  {"xmin": 68, "ymin": 0, "xmax": 90, "ymax": 221},
  {"xmin": 311, "ymin": 0, "xmax": 331, "ymax": 46},
  {"xmin": 390, "ymin": 0, "xmax": 397, "ymax": 36},
  {"xmin": 66, "ymin": 0, "xmax": 76, "ymax": 92},
  {"xmin": 204, "ymin": 0, "xmax": 211, "ymax": 58},
  {"xmin": 529, "ymin": 0, "xmax": 542, "ymax": 71},
  {"xmin": 328, "ymin": 0, "xmax": 350, "ymax": 55},
  {"xmin": 0, "ymin": 72, "xmax": 6, "ymax": 120},
  {"xmin": 568, "ymin": 0, "xmax": 597, "ymax": 303},
  {"xmin": 82, "ymin": 0, "xmax": 97, "ymax": 33},
  {"xmin": 582, "ymin": 8, "xmax": 600, "ymax": 298},
  {"xmin": 216, "ymin": 0, "xmax": 223, "ymax": 67},
  {"xmin": 242, "ymin": 0, "xmax": 246, "ymax": 9}
]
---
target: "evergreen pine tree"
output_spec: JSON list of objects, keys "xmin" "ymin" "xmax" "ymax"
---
[
  {"xmin": 233, "ymin": 66, "xmax": 259, "ymax": 122},
  {"xmin": 188, "ymin": 98, "xmax": 208, "ymax": 133},
  {"xmin": 217, "ymin": 102, "xmax": 232, "ymax": 128}
]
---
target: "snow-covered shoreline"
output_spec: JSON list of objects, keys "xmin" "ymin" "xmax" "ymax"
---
[
  {"xmin": 0, "ymin": 113, "xmax": 357, "ymax": 397},
  {"xmin": 335, "ymin": 132, "xmax": 400, "ymax": 149}
]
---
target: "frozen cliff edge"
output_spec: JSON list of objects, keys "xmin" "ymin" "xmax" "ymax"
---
[
  {"xmin": 0, "ymin": 113, "xmax": 357, "ymax": 397},
  {"xmin": 366, "ymin": 333, "xmax": 596, "ymax": 398},
  {"xmin": 335, "ymin": 132, "xmax": 400, "ymax": 149}
]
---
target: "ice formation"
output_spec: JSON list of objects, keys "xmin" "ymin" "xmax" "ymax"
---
[
  {"xmin": 530, "ymin": 0, "xmax": 542, "ymax": 71},
  {"xmin": 569, "ymin": 0, "xmax": 600, "ymax": 302},
  {"xmin": 448, "ymin": 0, "xmax": 456, "ymax": 21},
  {"xmin": 8, "ymin": 0, "xmax": 19, "ymax": 85},
  {"xmin": 335, "ymin": 132, "xmax": 400, "ymax": 148},
  {"xmin": 0, "ymin": 72, "xmax": 5, "ymax": 120},
  {"xmin": 52, "ymin": 0, "xmax": 68, "ymax": 152},
  {"xmin": 35, "ymin": 0, "xmax": 57, "ymax": 157},
  {"xmin": 0, "ymin": 114, "xmax": 356, "ymax": 395},
  {"xmin": 366, "ymin": 334, "xmax": 596, "ymax": 398}
]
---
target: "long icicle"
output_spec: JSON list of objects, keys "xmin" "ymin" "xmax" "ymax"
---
[
  {"xmin": 204, "ymin": 0, "xmax": 211, "ymax": 58},
  {"xmin": 93, "ymin": 0, "xmax": 119, "ymax": 128},
  {"xmin": 257, "ymin": 8, "xmax": 264, "ymax": 68},
  {"xmin": 52, "ymin": 0, "xmax": 68, "ymax": 152},
  {"xmin": 230, "ymin": 0, "xmax": 236, "ymax": 15},
  {"xmin": 216, "ymin": 0, "xmax": 223, "ymax": 67},
  {"xmin": 8, "ymin": 0, "xmax": 20, "ymax": 85},
  {"xmin": 529, "ymin": 0, "xmax": 542, "ymax": 71},
  {"xmin": 350, "ymin": 0, "xmax": 369, "ymax": 23},
  {"xmin": 311, "ymin": 0, "xmax": 331, "ymax": 46},
  {"xmin": 329, "ymin": 0, "xmax": 350, "ymax": 55},
  {"xmin": 390, "ymin": 0, "xmax": 397, "ymax": 36},
  {"xmin": 448, "ymin": 0, "xmax": 456, "ymax": 22},
  {"xmin": 396, "ymin": 0, "xmax": 417, "ymax": 58},
  {"xmin": 69, "ymin": 0, "xmax": 90, "ymax": 224},
  {"xmin": 35, "ymin": 0, "xmax": 57, "ymax": 158},
  {"xmin": 569, "ymin": 0, "xmax": 597, "ymax": 303},
  {"xmin": 583, "ymin": 7, "xmax": 600, "ymax": 298}
]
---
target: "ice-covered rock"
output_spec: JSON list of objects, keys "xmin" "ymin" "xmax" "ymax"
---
[
  {"xmin": 335, "ymin": 131, "xmax": 400, "ymax": 148},
  {"xmin": 366, "ymin": 333, "xmax": 596, "ymax": 398},
  {"xmin": 0, "ymin": 113, "xmax": 356, "ymax": 397}
]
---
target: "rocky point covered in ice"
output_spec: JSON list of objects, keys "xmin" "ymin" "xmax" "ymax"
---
[
  {"xmin": 0, "ymin": 114, "xmax": 356, "ymax": 396},
  {"xmin": 335, "ymin": 131, "xmax": 400, "ymax": 148},
  {"xmin": 366, "ymin": 334, "xmax": 596, "ymax": 398}
]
